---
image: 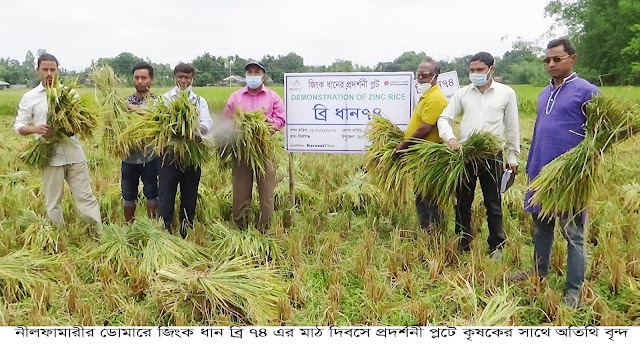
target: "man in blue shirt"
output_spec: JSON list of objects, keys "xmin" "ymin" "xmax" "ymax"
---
[{"xmin": 510, "ymin": 38, "xmax": 599, "ymax": 307}]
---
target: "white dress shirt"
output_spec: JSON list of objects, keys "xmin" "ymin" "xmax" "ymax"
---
[
  {"xmin": 163, "ymin": 87, "xmax": 214, "ymax": 135},
  {"xmin": 13, "ymin": 83, "xmax": 87, "ymax": 167},
  {"xmin": 437, "ymin": 81, "xmax": 521, "ymax": 164}
]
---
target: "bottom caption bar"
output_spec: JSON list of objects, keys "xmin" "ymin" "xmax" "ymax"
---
[{"xmin": 3, "ymin": 326, "xmax": 635, "ymax": 348}]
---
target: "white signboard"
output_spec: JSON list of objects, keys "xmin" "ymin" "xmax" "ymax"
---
[
  {"xmin": 284, "ymin": 72, "xmax": 414, "ymax": 153},
  {"xmin": 411, "ymin": 70, "xmax": 461, "ymax": 108}
]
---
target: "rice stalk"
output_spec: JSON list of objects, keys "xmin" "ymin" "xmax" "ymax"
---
[
  {"xmin": 90, "ymin": 64, "xmax": 134, "ymax": 158},
  {"xmin": 216, "ymin": 109, "xmax": 279, "ymax": 176},
  {"xmin": 119, "ymin": 90, "xmax": 211, "ymax": 169},
  {"xmin": 19, "ymin": 78, "xmax": 98, "ymax": 168},
  {"xmin": 208, "ymin": 222, "xmax": 283, "ymax": 264},
  {"xmin": 529, "ymin": 95, "xmax": 640, "ymax": 218},
  {"xmin": 150, "ymin": 259, "xmax": 286, "ymax": 325},
  {"xmin": 363, "ymin": 114, "xmax": 410, "ymax": 205},
  {"xmin": 620, "ymin": 182, "xmax": 640, "ymax": 213},
  {"xmin": 330, "ymin": 170, "xmax": 384, "ymax": 211},
  {"xmin": 18, "ymin": 210, "xmax": 64, "ymax": 254},
  {"xmin": 88, "ymin": 224, "xmax": 142, "ymax": 275},
  {"xmin": 127, "ymin": 218, "xmax": 209, "ymax": 277},
  {"xmin": 402, "ymin": 132, "xmax": 504, "ymax": 209},
  {"xmin": 0, "ymin": 249, "xmax": 61, "ymax": 301}
]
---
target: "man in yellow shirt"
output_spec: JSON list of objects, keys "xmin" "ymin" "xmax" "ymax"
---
[{"xmin": 396, "ymin": 59, "xmax": 448, "ymax": 232}]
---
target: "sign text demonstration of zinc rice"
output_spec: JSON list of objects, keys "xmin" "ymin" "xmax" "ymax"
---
[{"xmin": 284, "ymin": 71, "xmax": 459, "ymax": 153}]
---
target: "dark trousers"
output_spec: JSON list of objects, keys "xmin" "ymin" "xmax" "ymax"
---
[
  {"xmin": 121, "ymin": 158, "xmax": 159, "ymax": 202},
  {"xmin": 455, "ymin": 153, "xmax": 505, "ymax": 252},
  {"xmin": 415, "ymin": 192, "xmax": 442, "ymax": 231},
  {"xmin": 158, "ymin": 159, "xmax": 201, "ymax": 232}
]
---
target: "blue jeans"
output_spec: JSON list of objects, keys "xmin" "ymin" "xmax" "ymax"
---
[{"xmin": 532, "ymin": 213, "xmax": 585, "ymax": 291}]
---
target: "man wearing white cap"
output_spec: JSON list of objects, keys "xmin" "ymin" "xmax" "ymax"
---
[{"xmin": 223, "ymin": 61, "xmax": 285, "ymax": 232}]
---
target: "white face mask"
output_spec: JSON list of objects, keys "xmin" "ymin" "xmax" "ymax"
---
[
  {"xmin": 469, "ymin": 69, "xmax": 492, "ymax": 87},
  {"xmin": 416, "ymin": 75, "xmax": 436, "ymax": 95}
]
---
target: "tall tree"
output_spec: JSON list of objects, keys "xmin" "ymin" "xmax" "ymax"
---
[
  {"xmin": 545, "ymin": 0, "xmax": 640, "ymax": 84},
  {"xmin": 192, "ymin": 53, "xmax": 226, "ymax": 86}
]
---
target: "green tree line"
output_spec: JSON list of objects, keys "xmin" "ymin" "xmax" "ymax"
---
[{"xmin": 2, "ymin": 0, "xmax": 638, "ymax": 88}]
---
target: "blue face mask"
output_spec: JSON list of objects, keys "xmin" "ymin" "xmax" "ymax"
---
[
  {"xmin": 469, "ymin": 70, "xmax": 491, "ymax": 87},
  {"xmin": 245, "ymin": 75, "xmax": 263, "ymax": 89}
]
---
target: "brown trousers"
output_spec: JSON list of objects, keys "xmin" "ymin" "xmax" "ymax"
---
[
  {"xmin": 232, "ymin": 159, "xmax": 276, "ymax": 232},
  {"xmin": 42, "ymin": 161, "xmax": 102, "ymax": 228}
]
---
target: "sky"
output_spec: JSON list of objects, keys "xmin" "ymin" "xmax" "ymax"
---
[{"xmin": 0, "ymin": 0, "xmax": 560, "ymax": 71}]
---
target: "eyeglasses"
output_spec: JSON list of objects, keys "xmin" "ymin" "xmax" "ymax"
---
[
  {"xmin": 416, "ymin": 72, "xmax": 435, "ymax": 79},
  {"xmin": 543, "ymin": 55, "xmax": 570, "ymax": 64}
]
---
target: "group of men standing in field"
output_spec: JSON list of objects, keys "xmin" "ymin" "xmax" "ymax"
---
[
  {"xmin": 14, "ymin": 37, "xmax": 598, "ymax": 307},
  {"xmin": 397, "ymin": 37, "xmax": 598, "ymax": 307},
  {"xmin": 14, "ymin": 55, "xmax": 285, "ymax": 238}
]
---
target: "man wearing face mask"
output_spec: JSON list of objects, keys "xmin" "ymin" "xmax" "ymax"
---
[
  {"xmin": 223, "ymin": 61, "xmax": 285, "ymax": 232},
  {"xmin": 395, "ymin": 59, "xmax": 448, "ymax": 232},
  {"xmin": 158, "ymin": 62, "xmax": 213, "ymax": 238},
  {"xmin": 436, "ymin": 52, "xmax": 520, "ymax": 260}
]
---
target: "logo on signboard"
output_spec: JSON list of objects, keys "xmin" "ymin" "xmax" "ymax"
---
[{"xmin": 288, "ymin": 79, "xmax": 302, "ymax": 91}]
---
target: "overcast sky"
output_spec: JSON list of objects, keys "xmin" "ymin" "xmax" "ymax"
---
[{"xmin": 1, "ymin": 0, "xmax": 559, "ymax": 71}]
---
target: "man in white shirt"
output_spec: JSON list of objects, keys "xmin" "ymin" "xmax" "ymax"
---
[
  {"xmin": 13, "ymin": 53, "xmax": 102, "ymax": 229},
  {"xmin": 437, "ymin": 52, "xmax": 520, "ymax": 260},
  {"xmin": 158, "ymin": 63, "xmax": 213, "ymax": 238}
]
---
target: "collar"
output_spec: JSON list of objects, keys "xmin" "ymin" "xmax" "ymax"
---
[
  {"xmin": 35, "ymin": 83, "xmax": 46, "ymax": 92},
  {"xmin": 419, "ymin": 84, "xmax": 440, "ymax": 99},
  {"xmin": 471, "ymin": 79, "xmax": 496, "ymax": 92},
  {"xmin": 549, "ymin": 72, "xmax": 578, "ymax": 90},
  {"xmin": 544, "ymin": 73, "xmax": 578, "ymax": 115},
  {"xmin": 168, "ymin": 86, "xmax": 198, "ymax": 101},
  {"xmin": 242, "ymin": 85, "xmax": 266, "ymax": 96}
]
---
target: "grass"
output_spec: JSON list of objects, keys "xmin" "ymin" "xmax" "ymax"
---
[{"xmin": 0, "ymin": 85, "xmax": 639, "ymax": 326}]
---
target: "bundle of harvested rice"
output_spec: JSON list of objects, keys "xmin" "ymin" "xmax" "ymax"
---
[
  {"xmin": 127, "ymin": 218, "xmax": 209, "ymax": 278},
  {"xmin": 90, "ymin": 65, "xmax": 133, "ymax": 158},
  {"xmin": 150, "ymin": 258, "xmax": 286, "ymax": 325},
  {"xmin": 528, "ymin": 95, "xmax": 640, "ymax": 218},
  {"xmin": 18, "ymin": 209, "xmax": 64, "ymax": 254},
  {"xmin": 0, "ymin": 249, "xmax": 61, "ymax": 301},
  {"xmin": 208, "ymin": 222, "xmax": 283, "ymax": 264},
  {"xmin": 216, "ymin": 109, "xmax": 279, "ymax": 176},
  {"xmin": 331, "ymin": 170, "xmax": 384, "ymax": 211},
  {"xmin": 120, "ymin": 90, "xmax": 210, "ymax": 168},
  {"xmin": 20, "ymin": 79, "xmax": 98, "ymax": 168},
  {"xmin": 401, "ymin": 132, "xmax": 504, "ymax": 209},
  {"xmin": 363, "ymin": 115, "xmax": 410, "ymax": 205},
  {"xmin": 88, "ymin": 224, "xmax": 142, "ymax": 275}
]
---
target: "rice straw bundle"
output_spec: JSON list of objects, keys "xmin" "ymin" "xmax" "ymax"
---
[
  {"xmin": 401, "ymin": 132, "xmax": 504, "ymax": 209},
  {"xmin": 217, "ymin": 109, "xmax": 278, "ymax": 176},
  {"xmin": 20, "ymin": 78, "xmax": 98, "ymax": 168},
  {"xmin": 126, "ymin": 218, "xmax": 209, "ymax": 278},
  {"xmin": 331, "ymin": 170, "xmax": 384, "ymax": 211},
  {"xmin": 119, "ymin": 90, "xmax": 211, "ymax": 169},
  {"xmin": 90, "ymin": 64, "xmax": 133, "ymax": 158},
  {"xmin": 528, "ymin": 95, "xmax": 640, "ymax": 218},
  {"xmin": 363, "ymin": 115, "xmax": 410, "ymax": 205},
  {"xmin": 150, "ymin": 259, "xmax": 286, "ymax": 325}
]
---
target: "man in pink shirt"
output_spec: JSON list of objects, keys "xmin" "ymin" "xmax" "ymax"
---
[{"xmin": 223, "ymin": 61, "xmax": 285, "ymax": 232}]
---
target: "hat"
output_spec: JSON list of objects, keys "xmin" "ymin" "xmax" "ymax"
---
[{"xmin": 244, "ymin": 61, "xmax": 266, "ymax": 72}]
